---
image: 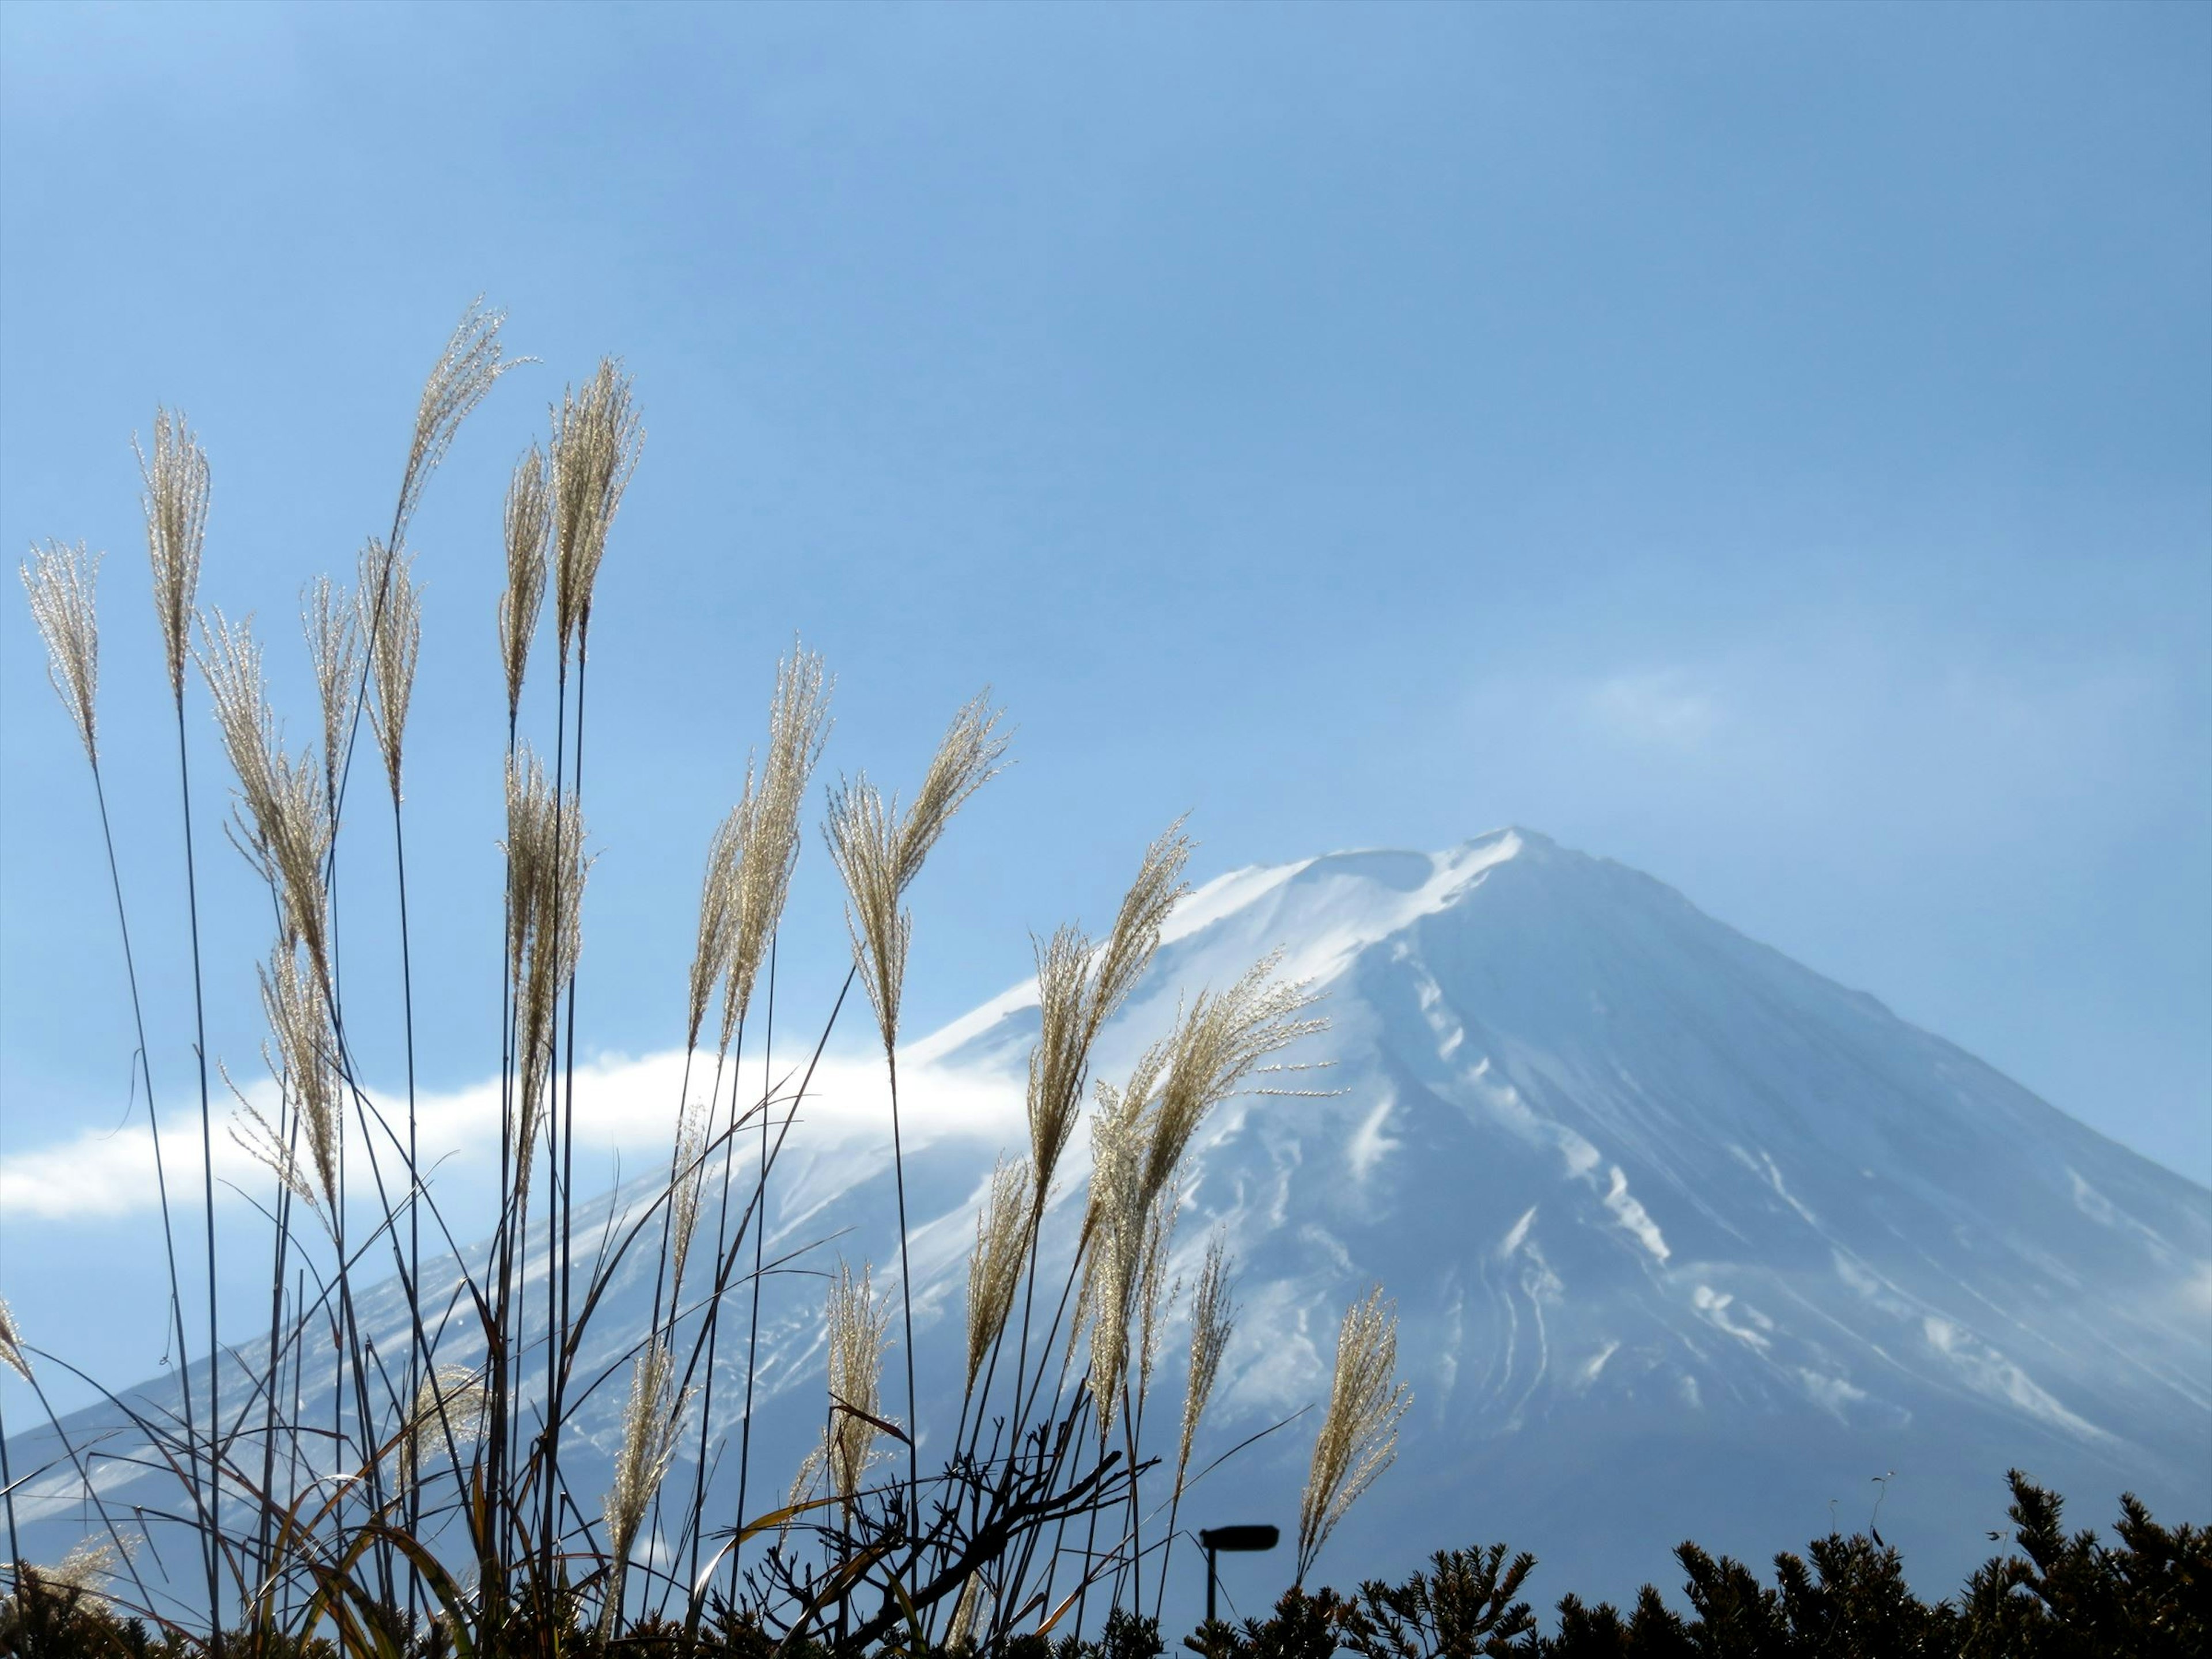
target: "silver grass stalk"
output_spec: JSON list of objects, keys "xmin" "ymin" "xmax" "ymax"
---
[
  {"xmin": 395, "ymin": 1364, "xmax": 488, "ymax": 1495},
  {"xmin": 393, "ymin": 297, "xmax": 522, "ymax": 550},
  {"xmin": 823, "ymin": 689, "xmax": 1004, "ymax": 1054},
  {"xmin": 199, "ymin": 611, "xmax": 334, "ymax": 974},
  {"xmin": 0, "ymin": 1295, "xmax": 31, "ymax": 1382},
  {"xmin": 667, "ymin": 1100, "xmax": 709, "ymax": 1303},
  {"xmin": 1294, "ymin": 1285, "xmax": 1411, "ymax": 1585},
  {"xmin": 1142, "ymin": 951, "xmax": 1326, "ymax": 1208},
  {"xmin": 790, "ymin": 1258, "xmax": 893, "ymax": 1514},
  {"xmin": 1077, "ymin": 1056, "xmax": 1162, "ymax": 1440},
  {"xmin": 686, "ymin": 805, "xmax": 744, "ymax": 1053},
  {"xmin": 1136, "ymin": 1187, "xmax": 1181, "ymax": 1406},
  {"xmin": 498, "ymin": 444, "xmax": 552, "ymax": 724},
  {"xmin": 720, "ymin": 646, "xmax": 831, "ymax": 1047},
  {"xmin": 550, "ymin": 358, "xmax": 643, "ymax": 661},
  {"xmin": 503, "ymin": 747, "xmax": 589, "ymax": 1194},
  {"xmin": 303, "ymin": 573, "xmax": 361, "ymax": 809},
  {"xmin": 223, "ymin": 1059, "xmax": 317, "ymax": 1215},
  {"xmin": 964, "ymin": 1155, "xmax": 1034, "ymax": 1393},
  {"xmin": 888, "ymin": 690, "xmax": 1009, "ymax": 888},
  {"xmin": 827, "ymin": 1259, "xmax": 893, "ymax": 1506},
  {"xmin": 600, "ymin": 1337, "xmax": 690, "ymax": 1635},
  {"xmin": 947, "ymin": 1574, "xmax": 986, "ymax": 1649},
  {"xmin": 1175, "ymin": 1235, "xmax": 1235, "ymax": 1497},
  {"xmin": 258, "ymin": 940, "xmax": 341, "ymax": 1216},
  {"xmin": 1024, "ymin": 824, "xmax": 1190, "ymax": 1203},
  {"xmin": 33, "ymin": 1537, "xmax": 122, "ymax": 1612},
  {"xmin": 21, "ymin": 540, "xmax": 100, "ymax": 764},
  {"xmin": 359, "ymin": 540, "xmax": 421, "ymax": 798},
  {"xmin": 824, "ymin": 778, "xmax": 909, "ymax": 1055},
  {"xmin": 137, "ymin": 407, "xmax": 209, "ymax": 704}
]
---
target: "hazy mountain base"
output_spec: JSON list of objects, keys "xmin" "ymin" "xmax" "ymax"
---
[
  {"xmin": 10, "ymin": 829, "xmax": 2209, "ymax": 1632},
  {"xmin": 6, "ymin": 1472, "xmax": 2203, "ymax": 1656}
]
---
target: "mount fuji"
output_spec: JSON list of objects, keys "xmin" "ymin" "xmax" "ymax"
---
[{"xmin": 12, "ymin": 828, "xmax": 2209, "ymax": 1624}]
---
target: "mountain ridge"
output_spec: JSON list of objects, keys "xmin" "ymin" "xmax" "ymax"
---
[{"xmin": 10, "ymin": 825, "xmax": 2206, "ymax": 1622}]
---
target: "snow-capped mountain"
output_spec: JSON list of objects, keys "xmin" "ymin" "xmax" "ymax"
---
[{"xmin": 12, "ymin": 828, "xmax": 2208, "ymax": 1624}]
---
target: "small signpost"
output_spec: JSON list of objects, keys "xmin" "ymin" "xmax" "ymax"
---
[{"xmin": 1198, "ymin": 1524, "xmax": 1281, "ymax": 1626}]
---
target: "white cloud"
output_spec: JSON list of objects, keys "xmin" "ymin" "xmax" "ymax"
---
[
  {"xmin": 1582, "ymin": 668, "xmax": 1724, "ymax": 751},
  {"xmin": 0, "ymin": 1043, "xmax": 1027, "ymax": 1224}
]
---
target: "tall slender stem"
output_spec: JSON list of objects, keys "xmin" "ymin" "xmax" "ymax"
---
[
  {"xmin": 886, "ymin": 1047, "xmax": 921, "ymax": 1539},
  {"xmin": 171, "ymin": 698, "xmax": 225, "ymax": 1649},
  {"xmin": 732, "ymin": 934, "xmax": 776, "ymax": 1595},
  {"xmin": 391, "ymin": 785, "xmax": 421, "ymax": 1619}
]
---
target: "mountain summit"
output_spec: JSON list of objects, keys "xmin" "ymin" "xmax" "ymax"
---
[
  {"xmin": 15, "ymin": 828, "xmax": 2207, "ymax": 1615},
  {"xmin": 915, "ymin": 827, "xmax": 2209, "ymax": 1597}
]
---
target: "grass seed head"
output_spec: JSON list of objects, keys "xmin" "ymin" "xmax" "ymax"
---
[
  {"xmin": 1144, "ymin": 951, "xmax": 1326, "ymax": 1207},
  {"xmin": 503, "ymin": 746, "xmax": 589, "ymax": 1194},
  {"xmin": 199, "ymin": 611, "xmax": 335, "ymax": 977},
  {"xmin": 1296, "ymin": 1284, "xmax": 1411, "ymax": 1584},
  {"xmin": 1025, "ymin": 825, "xmax": 1191, "ymax": 1205},
  {"xmin": 499, "ymin": 442, "xmax": 552, "ymax": 722},
  {"xmin": 600, "ymin": 1338, "xmax": 691, "ymax": 1635},
  {"xmin": 550, "ymin": 357, "xmax": 642, "ymax": 660},
  {"xmin": 396, "ymin": 297, "xmax": 521, "ymax": 548},
  {"xmin": 138, "ymin": 407, "xmax": 209, "ymax": 704},
  {"xmin": 1176, "ymin": 1234, "xmax": 1237, "ymax": 1495},
  {"xmin": 20, "ymin": 540, "xmax": 100, "ymax": 766},
  {"xmin": 964, "ymin": 1154, "xmax": 1035, "ymax": 1393},
  {"xmin": 724, "ymin": 645, "xmax": 831, "ymax": 1043},
  {"xmin": 824, "ymin": 1257, "xmax": 893, "ymax": 1508},
  {"xmin": 302, "ymin": 571, "xmax": 361, "ymax": 810},
  {"xmin": 360, "ymin": 539, "xmax": 421, "ymax": 798},
  {"xmin": 0, "ymin": 1294, "xmax": 32, "ymax": 1382},
  {"xmin": 396, "ymin": 1364, "xmax": 488, "ymax": 1495}
]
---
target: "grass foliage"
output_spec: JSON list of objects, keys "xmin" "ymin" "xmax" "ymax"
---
[{"xmin": 1, "ymin": 304, "xmax": 1392, "ymax": 1655}]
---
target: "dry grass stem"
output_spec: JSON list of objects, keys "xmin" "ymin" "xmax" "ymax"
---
[
  {"xmin": 31, "ymin": 1537, "xmax": 122, "ymax": 1612},
  {"xmin": 790, "ymin": 1258, "xmax": 894, "ymax": 1514},
  {"xmin": 824, "ymin": 690, "xmax": 1004, "ymax": 1054},
  {"xmin": 1136, "ymin": 1188, "xmax": 1181, "ymax": 1406},
  {"xmin": 600, "ymin": 1337, "xmax": 690, "ymax": 1634},
  {"xmin": 667, "ymin": 1100, "xmax": 709, "ymax": 1304},
  {"xmin": 1075, "ymin": 1045, "xmax": 1169, "ymax": 1437},
  {"xmin": 720, "ymin": 646, "xmax": 831, "ymax": 1046},
  {"xmin": 686, "ymin": 806, "xmax": 744, "ymax": 1052},
  {"xmin": 1295, "ymin": 1285, "xmax": 1411, "ymax": 1584},
  {"xmin": 550, "ymin": 358, "xmax": 642, "ymax": 660},
  {"xmin": 947, "ymin": 1574, "xmax": 986, "ymax": 1648},
  {"xmin": 137, "ymin": 407, "xmax": 209, "ymax": 703},
  {"xmin": 890, "ymin": 691, "xmax": 1009, "ymax": 889},
  {"xmin": 1176, "ymin": 1234, "xmax": 1234, "ymax": 1494},
  {"xmin": 824, "ymin": 779, "xmax": 908, "ymax": 1055},
  {"xmin": 1143, "ymin": 951, "xmax": 1326, "ymax": 1207},
  {"xmin": 360, "ymin": 540, "xmax": 421, "ymax": 797},
  {"xmin": 258, "ymin": 941, "xmax": 341, "ymax": 1215},
  {"xmin": 303, "ymin": 573, "xmax": 361, "ymax": 809},
  {"xmin": 199, "ymin": 611, "xmax": 334, "ymax": 975},
  {"xmin": 224, "ymin": 1059, "xmax": 317, "ymax": 1215},
  {"xmin": 394, "ymin": 297, "xmax": 522, "ymax": 548},
  {"xmin": 21, "ymin": 540, "xmax": 101, "ymax": 764},
  {"xmin": 396, "ymin": 1364, "xmax": 488, "ymax": 1495},
  {"xmin": 504, "ymin": 747, "xmax": 590, "ymax": 1192},
  {"xmin": 0, "ymin": 1294, "xmax": 32, "ymax": 1382},
  {"xmin": 1025, "ymin": 824, "xmax": 1191, "ymax": 1207},
  {"xmin": 964, "ymin": 1154, "xmax": 1035, "ymax": 1393},
  {"xmin": 498, "ymin": 443, "xmax": 552, "ymax": 723}
]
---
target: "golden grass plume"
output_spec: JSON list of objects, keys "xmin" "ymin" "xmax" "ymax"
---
[
  {"xmin": 20, "ymin": 540, "xmax": 100, "ymax": 765},
  {"xmin": 137, "ymin": 407, "xmax": 209, "ymax": 704},
  {"xmin": 1295, "ymin": 1285, "xmax": 1411, "ymax": 1584}
]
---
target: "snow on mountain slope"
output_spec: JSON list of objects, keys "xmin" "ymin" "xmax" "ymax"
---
[{"xmin": 12, "ymin": 828, "xmax": 2208, "ymax": 1622}]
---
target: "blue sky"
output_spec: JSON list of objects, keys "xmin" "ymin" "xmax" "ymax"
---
[{"xmin": 1, "ymin": 1, "xmax": 2207, "ymax": 1400}]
